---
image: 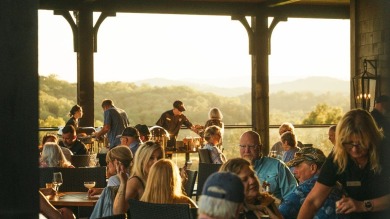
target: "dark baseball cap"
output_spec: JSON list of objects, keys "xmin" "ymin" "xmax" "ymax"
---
[
  {"xmin": 201, "ymin": 172, "xmax": 244, "ymax": 203},
  {"xmin": 173, "ymin": 100, "xmax": 186, "ymax": 112},
  {"xmin": 116, "ymin": 127, "xmax": 139, "ymax": 138}
]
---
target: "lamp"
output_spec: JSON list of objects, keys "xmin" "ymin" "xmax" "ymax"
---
[{"xmin": 353, "ymin": 59, "xmax": 380, "ymax": 111}]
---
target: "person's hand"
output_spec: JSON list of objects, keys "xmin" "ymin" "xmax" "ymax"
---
[
  {"xmin": 116, "ymin": 160, "xmax": 128, "ymax": 184},
  {"xmin": 88, "ymin": 188, "xmax": 103, "ymax": 196},
  {"xmin": 336, "ymin": 196, "xmax": 362, "ymax": 214}
]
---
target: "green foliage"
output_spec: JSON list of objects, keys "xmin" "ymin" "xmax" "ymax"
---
[
  {"xmin": 39, "ymin": 74, "xmax": 348, "ymax": 128},
  {"xmin": 302, "ymin": 104, "xmax": 343, "ymax": 124},
  {"xmin": 39, "ymin": 116, "xmax": 65, "ymax": 127}
]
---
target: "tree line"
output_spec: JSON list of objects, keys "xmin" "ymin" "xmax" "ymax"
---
[{"xmin": 39, "ymin": 75, "xmax": 349, "ymax": 128}]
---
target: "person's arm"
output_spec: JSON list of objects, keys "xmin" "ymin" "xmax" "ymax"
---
[
  {"xmin": 113, "ymin": 162, "xmax": 129, "ymax": 214},
  {"xmin": 297, "ymin": 182, "xmax": 332, "ymax": 219},
  {"xmin": 95, "ymin": 124, "xmax": 110, "ymax": 139},
  {"xmin": 336, "ymin": 194, "xmax": 390, "ymax": 214},
  {"xmin": 39, "ymin": 191, "xmax": 69, "ymax": 219},
  {"xmin": 88, "ymin": 187, "xmax": 104, "ymax": 196}
]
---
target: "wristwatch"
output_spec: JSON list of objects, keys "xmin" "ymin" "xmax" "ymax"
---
[{"xmin": 364, "ymin": 200, "xmax": 373, "ymax": 212}]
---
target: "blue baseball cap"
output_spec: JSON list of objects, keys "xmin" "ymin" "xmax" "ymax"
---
[{"xmin": 202, "ymin": 172, "xmax": 244, "ymax": 203}]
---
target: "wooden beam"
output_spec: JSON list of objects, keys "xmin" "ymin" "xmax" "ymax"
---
[{"xmin": 39, "ymin": 0, "xmax": 349, "ymax": 19}]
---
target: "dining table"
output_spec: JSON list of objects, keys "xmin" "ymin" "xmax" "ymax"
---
[
  {"xmin": 48, "ymin": 192, "xmax": 99, "ymax": 207},
  {"xmin": 48, "ymin": 192, "xmax": 99, "ymax": 218}
]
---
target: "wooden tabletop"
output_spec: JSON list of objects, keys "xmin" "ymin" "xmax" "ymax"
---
[{"xmin": 48, "ymin": 192, "xmax": 99, "ymax": 207}]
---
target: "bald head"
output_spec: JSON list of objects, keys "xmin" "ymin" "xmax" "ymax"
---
[{"xmin": 239, "ymin": 131, "xmax": 262, "ymax": 163}]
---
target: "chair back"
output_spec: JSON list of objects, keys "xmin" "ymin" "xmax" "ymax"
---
[
  {"xmin": 198, "ymin": 149, "xmax": 212, "ymax": 163},
  {"xmin": 71, "ymin": 155, "xmax": 90, "ymax": 167},
  {"xmin": 39, "ymin": 167, "xmax": 107, "ymax": 192},
  {"xmin": 196, "ymin": 163, "xmax": 221, "ymax": 200},
  {"xmin": 183, "ymin": 169, "xmax": 197, "ymax": 198},
  {"xmin": 128, "ymin": 199, "xmax": 192, "ymax": 219},
  {"xmin": 97, "ymin": 153, "xmax": 108, "ymax": 166}
]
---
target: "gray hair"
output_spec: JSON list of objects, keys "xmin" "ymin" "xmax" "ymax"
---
[
  {"xmin": 41, "ymin": 142, "xmax": 71, "ymax": 167},
  {"xmin": 198, "ymin": 195, "xmax": 241, "ymax": 219}
]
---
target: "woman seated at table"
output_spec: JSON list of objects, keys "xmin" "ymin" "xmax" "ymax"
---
[
  {"xmin": 40, "ymin": 142, "xmax": 74, "ymax": 168},
  {"xmin": 219, "ymin": 158, "xmax": 283, "ymax": 219},
  {"xmin": 88, "ymin": 146, "xmax": 133, "ymax": 197},
  {"xmin": 203, "ymin": 125, "xmax": 227, "ymax": 164},
  {"xmin": 113, "ymin": 141, "xmax": 164, "ymax": 214},
  {"xmin": 140, "ymin": 159, "xmax": 197, "ymax": 207}
]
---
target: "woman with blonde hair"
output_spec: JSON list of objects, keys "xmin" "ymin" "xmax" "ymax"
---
[
  {"xmin": 219, "ymin": 158, "xmax": 283, "ymax": 219},
  {"xmin": 88, "ymin": 145, "xmax": 133, "ymax": 196},
  {"xmin": 40, "ymin": 142, "xmax": 74, "ymax": 168},
  {"xmin": 299, "ymin": 109, "xmax": 390, "ymax": 218},
  {"xmin": 113, "ymin": 141, "xmax": 164, "ymax": 214},
  {"xmin": 140, "ymin": 159, "xmax": 197, "ymax": 207},
  {"xmin": 203, "ymin": 125, "xmax": 227, "ymax": 164}
]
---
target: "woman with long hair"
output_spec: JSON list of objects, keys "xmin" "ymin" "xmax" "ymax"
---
[
  {"xmin": 40, "ymin": 142, "xmax": 74, "ymax": 168},
  {"xmin": 140, "ymin": 159, "xmax": 197, "ymax": 207},
  {"xmin": 299, "ymin": 109, "xmax": 390, "ymax": 218},
  {"xmin": 220, "ymin": 158, "xmax": 282, "ymax": 219},
  {"xmin": 113, "ymin": 141, "xmax": 164, "ymax": 214}
]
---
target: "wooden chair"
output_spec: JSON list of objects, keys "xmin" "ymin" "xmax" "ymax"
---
[
  {"xmin": 183, "ymin": 169, "xmax": 197, "ymax": 198},
  {"xmin": 127, "ymin": 199, "xmax": 192, "ymax": 219},
  {"xmin": 196, "ymin": 163, "xmax": 221, "ymax": 200},
  {"xmin": 39, "ymin": 167, "xmax": 107, "ymax": 192},
  {"xmin": 198, "ymin": 148, "xmax": 212, "ymax": 163},
  {"xmin": 71, "ymin": 155, "xmax": 90, "ymax": 167}
]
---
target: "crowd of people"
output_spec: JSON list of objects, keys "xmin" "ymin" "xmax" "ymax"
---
[{"xmin": 38, "ymin": 97, "xmax": 390, "ymax": 219}]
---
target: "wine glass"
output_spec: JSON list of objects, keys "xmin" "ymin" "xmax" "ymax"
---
[
  {"xmin": 52, "ymin": 172, "xmax": 63, "ymax": 197},
  {"xmin": 84, "ymin": 181, "xmax": 96, "ymax": 197}
]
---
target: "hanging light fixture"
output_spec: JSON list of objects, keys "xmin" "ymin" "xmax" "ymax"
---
[{"xmin": 353, "ymin": 59, "xmax": 380, "ymax": 111}]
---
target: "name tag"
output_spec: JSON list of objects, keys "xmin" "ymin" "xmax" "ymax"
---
[{"xmin": 346, "ymin": 181, "xmax": 361, "ymax": 187}]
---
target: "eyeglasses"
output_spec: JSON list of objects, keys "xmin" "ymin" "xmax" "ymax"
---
[
  {"xmin": 342, "ymin": 142, "xmax": 365, "ymax": 150},
  {"xmin": 238, "ymin": 145, "xmax": 259, "ymax": 150}
]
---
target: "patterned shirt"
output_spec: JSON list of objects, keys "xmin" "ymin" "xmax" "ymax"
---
[
  {"xmin": 279, "ymin": 175, "xmax": 340, "ymax": 219},
  {"xmin": 203, "ymin": 143, "xmax": 226, "ymax": 164}
]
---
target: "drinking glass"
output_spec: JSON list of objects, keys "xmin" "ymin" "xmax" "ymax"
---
[
  {"xmin": 84, "ymin": 181, "xmax": 96, "ymax": 197},
  {"xmin": 52, "ymin": 172, "xmax": 63, "ymax": 197}
]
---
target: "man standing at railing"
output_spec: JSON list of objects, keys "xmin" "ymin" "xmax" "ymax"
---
[
  {"xmin": 156, "ymin": 100, "xmax": 197, "ymax": 151},
  {"xmin": 95, "ymin": 99, "xmax": 130, "ymax": 149}
]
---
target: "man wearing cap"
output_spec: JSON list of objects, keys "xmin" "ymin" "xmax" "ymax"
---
[
  {"xmin": 198, "ymin": 172, "xmax": 245, "ymax": 219},
  {"xmin": 371, "ymin": 94, "xmax": 390, "ymax": 136},
  {"xmin": 95, "ymin": 99, "xmax": 130, "ymax": 149},
  {"xmin": 156, "ymin": 100, "xmax": 197, "ymax": 150},
  {"xmin": 118, "ymin": 127, "xmax": 141, "ymax": 155},
  {"xmin": 279, "ymin": 147, "xmax": 340, "ymax": 219},
  {"xmin": 134, "ymin": 124, "xmax": 151, "ymax": 142},
  {"xmin": 239, "ymin": 131, "xmax": 297, "ymax": 201}
]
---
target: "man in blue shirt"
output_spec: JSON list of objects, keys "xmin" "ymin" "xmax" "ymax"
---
[
  {"xmin": 239, "ymin": 131, "xmax": 297, "ymax": 201},
  {"xmin": 95, "ymin": 99, "xmax": 130, "ymax": 149},
  {"xmin": 279, "ymin": 147, "xmax": 341, "ymax": 219}
]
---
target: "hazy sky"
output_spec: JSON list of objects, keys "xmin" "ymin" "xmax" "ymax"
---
[{"xmin": 38, "ymin": 10, "xmax": 350, "ymax": 87}]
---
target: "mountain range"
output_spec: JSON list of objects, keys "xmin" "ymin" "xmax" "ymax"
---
[{"xmin": 134, "ymin": 76, "xmax": 349, "ymax": 97}]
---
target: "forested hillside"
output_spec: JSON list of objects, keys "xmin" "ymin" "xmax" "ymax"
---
[{"xmin": 39, "ymin": 75, "xmax": 349, "ymax": 127}]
